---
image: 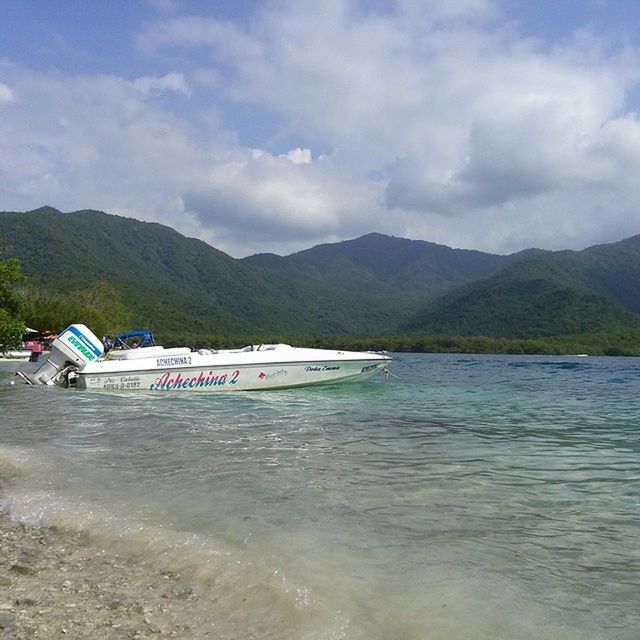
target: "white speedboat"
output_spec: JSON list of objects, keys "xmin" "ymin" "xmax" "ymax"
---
[
  {"xmin": 0, "ymin": 349, "xmax": 32, "ymax": 361},
  {"xmin": 17, "ymin": 324, "xmax": 391, "ymax": 392}
]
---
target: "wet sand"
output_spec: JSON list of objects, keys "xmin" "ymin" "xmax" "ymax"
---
[
  {"xmin": 0, "ymin": 510, "xmax": 226, "ymax": 639},
  {"xmin": 0, "ymin": 505, "xmax": 303, "ymax": 640}
]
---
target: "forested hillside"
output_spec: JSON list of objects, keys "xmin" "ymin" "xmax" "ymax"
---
[
  {"xmin": 2, "ymin": 206, "xmax": 640, "ymax": 350},
  {"xmin": 402, "ymin": 237, "xmax": 640, "ymax": 338},
  {"xmin": 244, "ymin": 232, "xmax": 544, "ymax": 297},
  {"xmin": 0, "ymin": 207, "xmax": 424, "ymax": 336}
]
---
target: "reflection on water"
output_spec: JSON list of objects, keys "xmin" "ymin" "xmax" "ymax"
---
[{"xmin": 1, "ymin": 354, "xmax": 639, "ymax": 639}]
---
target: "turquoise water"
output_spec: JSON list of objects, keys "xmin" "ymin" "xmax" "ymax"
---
[{"xmin": 1, "ymin": 353, "xmax": 639, "ymax": 638}]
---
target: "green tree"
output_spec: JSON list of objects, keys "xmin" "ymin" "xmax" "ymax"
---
[
  {"xmin": 0, "ymin": 258, "xmax": 26, "ymax": 348},
  {"xmin": 21, "ymin": 280, "xmax": 133, "ymax": 338}
]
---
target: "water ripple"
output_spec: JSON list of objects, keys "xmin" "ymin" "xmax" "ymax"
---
[{"xmin": 2, "ymin": 354, "xmax": 640, "ymax": 638}]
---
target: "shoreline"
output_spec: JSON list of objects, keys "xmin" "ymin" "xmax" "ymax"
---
[
  {"xmin": 0, "ymin": 508, "xmax": 217, "ymax": 639},
  {"xmin": 0, "ymin": 437, "xmax": 325, "ymax": 640},
  {"xmin": 0, "ymin": 485, "xmax": 316, "ymax": 640},
  {"xmin": 0, "ymin": 480, "xmax": 311, "ymax": 640}
]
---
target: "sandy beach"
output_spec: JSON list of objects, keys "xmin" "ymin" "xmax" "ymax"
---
[
  {"xmin": 0, "ymin": 431, "xmax": 324, "ymax": 640},
  {"xmin": 0, "ymin": 496, "xmax": 300, "ymax": 640},
  {"xmin": 0, "ymin": 508, "xmax": 225, "ymax": 639}
]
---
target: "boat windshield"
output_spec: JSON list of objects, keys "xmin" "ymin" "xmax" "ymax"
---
[{"xmin": 113, "ymin": 330, "xmax": 155, "ymax": 349}]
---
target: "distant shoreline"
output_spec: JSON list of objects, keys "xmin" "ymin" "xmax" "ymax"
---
[{"xmin": 159, "ymin": 333, "xmax": 640, "ymax": 358}]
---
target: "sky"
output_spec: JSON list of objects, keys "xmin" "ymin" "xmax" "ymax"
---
[{"xmin": 2, "ymin": 0, "xmax": 640, "ymax": 257}]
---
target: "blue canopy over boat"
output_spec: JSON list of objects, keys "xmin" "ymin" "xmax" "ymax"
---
[{"xmin": 114, "ymin": 330, "xmax": 155, "ymax": 349}]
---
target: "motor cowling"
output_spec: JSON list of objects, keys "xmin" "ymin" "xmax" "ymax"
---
[{"xmin": 17, "ymin": 324, "xmax": 104, "ymax": 386}]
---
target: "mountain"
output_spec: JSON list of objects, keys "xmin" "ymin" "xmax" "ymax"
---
[
  {"xmin": 0, "ymin": 206, "xmax": 272, "ymax": 333},
  {"xmin": 244, "ymin": 232, "xmax": 545, "ymax": 298},
  {"xmin": 0, "ymin": 207, "xmax": 542, "ymax": 336},
  {"xmin": 1, "ymin": 207, "xmax": 413, "ymax": 335},
  {"xmin": 402, "ymin": 238, "xmax": 640, "ymax": 337},
  {"xmin": 1, "ymin": 206, "xmax": 640, "ymax": 342}
]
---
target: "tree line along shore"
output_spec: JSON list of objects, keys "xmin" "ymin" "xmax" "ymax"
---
[{"xmin": 3, "ymin": 254, "xmax": 640, "ymax": 357}]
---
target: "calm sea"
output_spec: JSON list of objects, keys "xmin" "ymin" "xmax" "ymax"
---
[{"xmin": 1, "ymin": 353, "xmax": 639, "ymax": 639}]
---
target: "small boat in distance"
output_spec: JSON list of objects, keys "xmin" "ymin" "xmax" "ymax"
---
[
  {"xmin": 17, "ymin": 324, "xmax": 391, "ymax": 392},
  {"xmin": 0, "ymin": 348, "xmax": 32, "ymax": 361},
  {"xmin": 1, "ymin": 327, "xmax": 44, "ymax": 361}
]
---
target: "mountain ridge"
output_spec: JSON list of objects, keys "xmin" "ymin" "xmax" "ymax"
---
[
  {"xmin": 1, "ymin": 206, "xmax": 640, "ymax": 342},
  {"xmin": 243, "ymin": 231, "xmax": 548, "ymax": 300}
]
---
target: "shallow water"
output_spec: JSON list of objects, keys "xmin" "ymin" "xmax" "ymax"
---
[{"xmin": 1, "ymin": 353, "xmax": 639, "ymax": 639}]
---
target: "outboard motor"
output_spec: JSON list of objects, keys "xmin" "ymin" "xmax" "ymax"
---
[{"xmin": 17, "ymin": 324, "xmax": 104, "ymax": 386}]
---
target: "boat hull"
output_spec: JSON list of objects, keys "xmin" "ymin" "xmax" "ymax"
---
[
  {"xmin": 74, "ymin": 350, "xmax": 389, "ymax": 392},
  {"xmin": 0, "ymin": 349, "xmax": 32, "ymax": 361}
]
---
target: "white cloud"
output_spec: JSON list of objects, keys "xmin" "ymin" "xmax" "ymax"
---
[
  {"xmin": 0, "ymin": 82, "xmax": 16, "ymax": 104},
  {"xmin": 182, "ymin": 148, "xmax": 379, "ymax": 241},
  {"xmin": 0, "ymin": 64, "xmax": 204, "ymax": 231},
  {"xmin": 134, "ymin": 72, "xmax": 191, "ymax": 97},
  {"xmin": 3, "ymin": 2, "xmax": 640, "ymax": 257},
  {"xmin": 281, "ymin": 148, "xmax": 312, "ymax": 164},
  {"xmin": 0, "ymin": 62, "xmax": 376, "ymax": 256},
  {"xmin": 136, "ymin": 1, "xmax": 640, "ymax": 253}
]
